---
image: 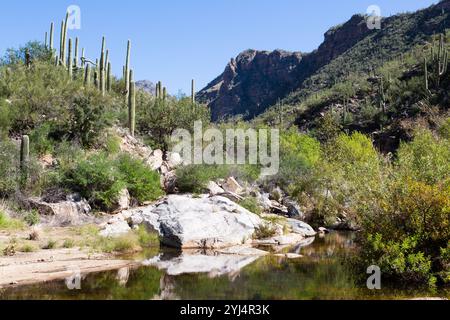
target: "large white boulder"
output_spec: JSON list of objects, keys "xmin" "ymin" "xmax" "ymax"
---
[{"xmin": 153, "ymin": 195, "xmax": 263, "ymax": 249}]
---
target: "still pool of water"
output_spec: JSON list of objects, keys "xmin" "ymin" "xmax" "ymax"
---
[{"xmin": 1, "ymin": 232, "xmax": 448, "ymax": 300}]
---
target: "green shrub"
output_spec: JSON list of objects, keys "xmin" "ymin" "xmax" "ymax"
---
[
  {"xmin": 115, "ymin": 154, "xmax": 164, "ymax": 204},
  {"xmin": 253, "ymin": 224, "xmax": 277, "ymax": 240},
  {"xmin": 135, "ymin": 226, "xmax": 159, "ymax": 247},
  {"xmin": 0, "ymin": 140, "xmax": 19, "ymax": 196},
  {"xmin": 0, "ymin": 211, "xmax": 25, "ymax": 230},
  {"xmin": 29, "ymin": 123, "xmax": 54, "ymax": 156},
  {"xmin": 439, "ymin": 118, "xmax": 450, "ymax": 140},
  {"xmin": 43, "ymin": 239, "xmax": 57, "ymax": 250},
  {"xmin": 19, "ymin": 244, "xmax": 37, "ymax": 253},
  {"xmin": 396, "ymin": 130, "xmax": 450, "ymax": 185},
  {"xmin": 176, "ymin": 164, "xmax": 229, "ymax": 193},
  {"xmin": 62, "ymin": 153, "xmax": 126, "ymax": 210},
  {"xmin": 24, "ymin": 210, "xmax": 40, "ymax": 226},
  {"xmin": 62, "ymin": 239, "xmax": 75, "ymax": 248},
  {"xmin": 239, "ymin": 197, "xmax": 262, "ymax": 215},
  {"xmin": 269, "ymin": 129, "xmax": 321, "ymax": 194},
  {"xmin": 137, "ymin": 95, "xmax": 211, "ymax": 151},
  {"xmin": 103, "ymin": 132, "xmax": 122, "ymax": 155}
]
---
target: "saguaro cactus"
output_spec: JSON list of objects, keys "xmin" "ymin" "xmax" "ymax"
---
[
  {"xmin": 81, "ymin": 48, "xmax": 85, "ymax": 68},
  {"xmin": 191, "ymin": 79, "xmax": 195, "ymax": 105},
  {"xmin": 84, "ymin": 64, "xmax": 91, "ymax": 87},
  {"xmin": 45, "ymin": 32, "xmax": 48, "ymax": 48},
  {"xmin": 128, "ymin": 72, "xmax": 136, "ymax": 137},
  {"xmin": 68, "ymin": 38, "xmax": 73, "ymax": 79},
  {"xmin": 20, "ymin": 135, "xmax": 30, "ymax": 182},
  {"xmin": 424, "ymin": 57, "xmax": 429, "ymax": 92},
  {"xmin": 25, "ymin": 49, "xmax": 31, "ymax": 68},
  {"xmin": 59, "ymin": 20, "xmax": 64, "ymax": 65},
  {"xmin": 74, "ymin": 37, "xmax": 79, "ymax": 68},
  {"xmin": 107, "ymin": 62, "xmax": 112, "ymax": 92},
  {"xmin": 99, "ymin": 37, "xmax": 106, "ymax": 96},
  {"xmin": 163, "ymin": 87, "xmax": 167, "ymax": 101},
  {"xmin": 155, "ymin": 82, "xmax": 160, "ymax": 99},
  {"xmin": 124, "ymin": 40, "xmax": 131, "ymax": 101},
  {"xmin": 49, "ymin": 22, "xmax": 54, "ymax": 51}
]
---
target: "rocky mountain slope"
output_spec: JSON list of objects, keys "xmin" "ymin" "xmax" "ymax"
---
[{"xmin": 198, "ymin": 0, "xmax": 450, "ymax": 121}]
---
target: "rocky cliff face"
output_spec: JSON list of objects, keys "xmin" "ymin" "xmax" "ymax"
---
[
  {"xmin": 198, "ymin": 0, "xmax": 450, "ymax": 121},
  {"xmin": 136, "ymin": 80, "xmax": 156, "ymax": 95},
  {"xmin": 197, "ymin": 50, "xmax": 303, "ymax": 120},
  {"xmin": 198, "ymin": 15, "xmax": 371, "ymax": 121}
]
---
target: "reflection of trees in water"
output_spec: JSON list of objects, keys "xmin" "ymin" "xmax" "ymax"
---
[{"xmin": 153, "ymin": 274, "xmax": 179, "ymax": 300}]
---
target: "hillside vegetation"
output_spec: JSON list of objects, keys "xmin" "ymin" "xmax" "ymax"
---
[{"xmin": 0, "ymin": 8, "xmax": 449, "ymax": 288}]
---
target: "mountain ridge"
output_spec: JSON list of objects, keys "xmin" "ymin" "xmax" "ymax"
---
[{"xmin": 198, "ymin": 0, "xmax": 450, "ymax": 121}]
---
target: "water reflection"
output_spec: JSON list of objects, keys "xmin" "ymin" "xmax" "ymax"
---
[{"xmin": 0, "ymin": 232, "xmax": 448, "ymax": 300}]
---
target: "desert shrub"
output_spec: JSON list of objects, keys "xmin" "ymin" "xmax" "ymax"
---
[
  {"xmin": 23, "ymin": 210, "xmax": 40, "ymax": 226},
  {"xmin": 253, "ymin": 224, "xmax": 277, "ymax": 240},
  {"xmin": 0, "ymin": 99, "xmax": 11, "ymax": 137},
  {"xmin": 357, "ymin": 180, "xmax": 449, "ymax": 285},
  {"xmin": 136, "ymin": 225, "xmax": 159, "ymax": 247},
  {"xmin": 137, "ymin": 95, "xmax": 211, "ymax": 151},
  {"xmin": 29, "ymin": 123, "xmax": 54, "ymax": 156},
  {"xmin": 62, "ymin": 239, "xmax": 75, "ymax": 248},
  {"xmin": 115, "ymin": 154, "xmax": 164, "ymax": 204},
  {"xmin": 239, "ymin": 197, "xmax": 262, "ymax": 215},
  {"xmin": 0, "ymin": 211, "xmax": 25, "ymax": 230},
  {"xmin": 0, "ymin": 41, "xmax": 52, "ymax": 66},
  {"xmin": 102, "ymin": 132, "xmax": 122, "ymax": 155},
  {"xmin": 53, "ymin": 90, "xmax": 116, "ymax": 147},
  {"xmin": 396, "ymin": 130, "xmax": 450, "ymax": 185},
  {"xmin": 270, "ymin": 129, "xmax": 321, "ymax": 194},
  {"xmin": 0, "ymin": 140, "xmax": 19, "ymax": 196},
  {"xmin": 43, "ymin": 239, "xmax": 57, "ymax": 250},
  {"xmin": 313, "ymin": 112, "xmax": 343, "ymax": 143},
  {"xmin": 62, "ymin": 153, "xmax": 126, "ymax": 210},
  {"xmin": 176, "ymin": 164, "xmax": 230, "ymax": 193},
  {"xmin": 439, "ymin": 118, "xmax": 450, "ymax": 139},
  {"xmin": 19, "ymin": 244, "xmax": 37, "ymax": 253}
]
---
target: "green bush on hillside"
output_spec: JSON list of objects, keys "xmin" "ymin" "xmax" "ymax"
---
[{"xmin": 116, "ymin": 154, "xmax": 164, "ymax": 204}]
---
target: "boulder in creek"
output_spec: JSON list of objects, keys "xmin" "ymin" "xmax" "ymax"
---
[
  {"xmin": 153, "ymin": 195, "xmax": 263, "ymax": 249},
  {"xmin": 286, "ymin": 218, "xmax": 317, "ymax": 237}
]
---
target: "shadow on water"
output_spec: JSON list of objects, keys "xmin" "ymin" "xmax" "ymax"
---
[{"xmin": 0, "ymin": 232, "xmax": 448, "ymax": 300}]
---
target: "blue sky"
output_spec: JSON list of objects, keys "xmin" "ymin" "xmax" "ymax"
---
[{"xmin": 0, "ymin": 0, "xmax": 438, "ymax": 94}]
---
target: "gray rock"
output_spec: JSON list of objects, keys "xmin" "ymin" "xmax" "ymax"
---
[
  {"xmin": 99, "ymin": 220, "xmax": 131, "ymax": 237},
  {"xmin": 166, "ymin": 152, "xmax": 183, "ymax": 170},
  {"xmin": 207, "ymin": 181, "xmax": 225, "ymax": 196},
  {"xmin": 154, "ymin": 195, "xmax": 263, "ymax": 249},
  {"xmin": 27, "ymin": 197, "xmax": 92, "ymax": 227},
  {"xmin": 162, "ymin": 171, "xmax": 178, "ymax": 194},
  {"xmin": 269, "ymin": 186, "xmax": 284, "ymax": 202},
  {"xmin": 286, "ymin": 219, "xmax": 316, "ymax": 237},
  {"xmin": 147, "ymin": 149, "xmax": 164, "ymax": 171},
  {"xmin": 221, "ymin": 177, "xmax": 243, "ymax": 194},
  {"xmin": 283, "ymin": 198, "xmax": 305, "ymax": 219},
  {"xmin": 257, "ymin": 193, "xmax": 272, "ymax": 211},
  {"xmin": 114, "ymin": 188, "xmax": 130, "ymax": 212}
]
